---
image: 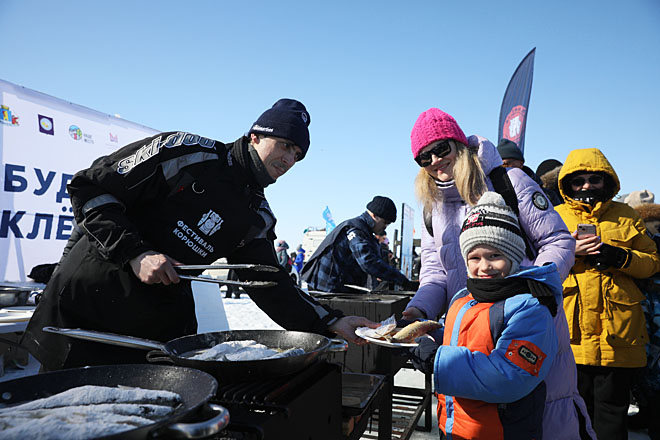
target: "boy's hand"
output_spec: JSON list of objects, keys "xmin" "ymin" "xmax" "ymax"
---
[{"xmin": 408, "ymin": 337, "xmax": 440, "ymax": 374}]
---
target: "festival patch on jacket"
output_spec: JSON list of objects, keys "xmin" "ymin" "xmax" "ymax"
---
[{"xmin": 505, "ymin": 339, "xmax": 546, "ymax": 376}]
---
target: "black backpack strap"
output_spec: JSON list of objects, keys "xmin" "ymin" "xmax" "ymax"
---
[
  {"xmin": 423, "ymin": 206, "xmax": 434, "ymax": 237},
  {"xmin": 489, "ymin": 166, "xmax": 520, "ymax": 216},
  {"xmin": 488, "ymin": 167, "xmax": 536, "ymax": 260}
]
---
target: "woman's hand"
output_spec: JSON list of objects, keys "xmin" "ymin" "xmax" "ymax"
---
[
  {"xmin": 572, "ymin": 230, "xmax": 602, "ymax": 256},
  {"xmin": 129, "ymin": 251, "xmax": 181, "ymax": 285},
  {"xmin": 402, "ymin": 307, "xmax": 426, "ymax": 321}
]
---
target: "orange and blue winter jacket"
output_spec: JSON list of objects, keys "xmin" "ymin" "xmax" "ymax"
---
[{"xmin": 434, "ymin": 264, "xmax": 559, "ymax": 439}]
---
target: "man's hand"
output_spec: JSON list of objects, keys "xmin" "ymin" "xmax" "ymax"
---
[
  {"xmin": 328, "ymin": 316, "xmax": 379, "ymax": 345},
  {"xmin": 572, "ymin": 230, "xmax": 601, "ymax": 256},
  {"xmin": 129, "ymin": 251, "xmax": 181, "ymax": 285},
  {"xmin": 402, "ymin": 307, "xmax": 426, "ymax": 321}
]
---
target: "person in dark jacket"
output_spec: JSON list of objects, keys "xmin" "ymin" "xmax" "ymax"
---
[
  {"xmin": 21, "ymin": 99, "xmax": 377, "ymax": 371},
  {"xmin": 535, "ymin": 159, "xmax": 564, "ymax": 206},
  {"xmin": 629, "ymin": 202, "xmax": 660, "ymax": 439},
  {"xmin": 374, "ymin": 232, "xmax": 392, "ymax": 263},
  {"xmin": 275, "ymin": 239, "xmax": 291, "ymax": 270},
  {"xmin": 224, "ymin": 269, "xmax": 241, "ymax": 299},
  {"xmin": 301, "ymin": 196, "xmax": 412, "ymax": 293},
  {"xmin": 497, "ymin": 139, "xmax": 563, "ymax": 207}
]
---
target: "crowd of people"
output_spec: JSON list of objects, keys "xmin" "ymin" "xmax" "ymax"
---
[
  {"xmin": 402, "ymin": 108, "xmax": 659, "ymax": 440},
  {"xmin": 21, "ymin": 99, "xmax": 660, "ymax": 440}
]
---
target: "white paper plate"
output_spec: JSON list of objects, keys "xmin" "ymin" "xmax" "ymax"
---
[{"xmin": 359, "ymin": 334, "xmax": 418, "ymax": 348}]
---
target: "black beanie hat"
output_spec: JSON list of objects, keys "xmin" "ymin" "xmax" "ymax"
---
[
  {"xmin": 535, "ymin": 159, "xmax": 563, "ymax": 178},
  {"xmin": 367, "ymin": 196, "xmax": 397, "ymax": 223},
  {"xmin": 249, "ymin": 99, "xmax": 311, "ymax": 159},
  {"xmin": 497, "ymin": 139, "xmax": 524, "ymax": 161}
]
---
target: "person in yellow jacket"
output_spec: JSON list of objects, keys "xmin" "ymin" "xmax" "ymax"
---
[{"xmin": 555, "ymin": 147, "xmax": 660, "ymax": 440}]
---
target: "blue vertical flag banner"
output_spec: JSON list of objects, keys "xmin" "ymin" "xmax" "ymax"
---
[
  {"xmin": 322, "ymin": 206, "xmax": 336, "ymax": 234},
  {"xmin": 498, "ymin": 48, "xmax": 536, "ymax": 154}
]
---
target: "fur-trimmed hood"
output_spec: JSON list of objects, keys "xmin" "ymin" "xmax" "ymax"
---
[
  {"xmin": 634, "ymin": 203, "xmax": 660, "ymax": 222},
  {"xmin": 540, "ymin": 166, "xmax": 561, "ymax": 192}
]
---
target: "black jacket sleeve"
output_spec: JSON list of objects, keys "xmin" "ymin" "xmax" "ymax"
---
[{"xmin": 229, "ymin": 238, "xmax": 344, "ymax": 336}]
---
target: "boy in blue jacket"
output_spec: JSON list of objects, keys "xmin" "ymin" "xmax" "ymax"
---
[{"xmin": 410, "ymin": 192, "xmax": 560, "ymax": 439}]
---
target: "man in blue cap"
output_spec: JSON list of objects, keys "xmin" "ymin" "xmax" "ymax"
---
[{"xmin": 23, "ymin": 99, "xmax": 378, "ymax": 371}]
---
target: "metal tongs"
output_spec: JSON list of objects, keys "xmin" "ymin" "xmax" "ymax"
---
[{"xmin": 174, "ymin": 264, "xmax": 279, "ymax": 288}]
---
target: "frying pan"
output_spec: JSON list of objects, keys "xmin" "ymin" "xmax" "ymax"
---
[
  {"xmin": 44, "ymin": 328, "xmax": 348, "ymax": 382},
  {"xmin": 0, "ymin": 364, "xmax": 228, "ymax": 439}
]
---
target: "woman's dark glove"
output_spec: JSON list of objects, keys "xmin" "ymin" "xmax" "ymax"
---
[
  {"xmin": 587, "ymin": 243, "xmax": 630, "ymax": 270},
  {"xmin": 408, "ymin": 336, "xmax": 440, "ymax": 374},
  {"xmin": 401, "ymin": 279, "xmax": 419, "ymax": 292}
]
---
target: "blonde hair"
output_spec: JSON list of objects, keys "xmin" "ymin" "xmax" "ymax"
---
[{"xmin": 414, "ymin": 141, "xmax": 488, "ymax": 213}]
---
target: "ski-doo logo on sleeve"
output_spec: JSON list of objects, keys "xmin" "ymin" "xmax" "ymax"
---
[
  {"xmin": 117, "ymin": 132, "xmax": 216, "ymax": 174},
  {"xmin": 518, "ymin": 346, "xmax": 538, "ymax": 364},
  {"xmin": 198, "ymin": 209, "xmax": 224, "ymax": 236},
  {"xmin": 506, "ymin": 339, "xmax": 546, "ymax": 376}
]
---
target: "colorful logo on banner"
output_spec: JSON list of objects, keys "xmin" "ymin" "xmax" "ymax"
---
[
  {"xmin": 109, "ymin": 132, "xmax": 118, "ymax": 143},
  {"xmin": 68, "ymin": 124, "xmax": 94, "ymax": 143},
  {"xmin": 38, "ymin": 114, "xmax": 54, "ymax": 135},
  {"xmin": 1, "ymin": 105, "xmax": 20, "ymax": 126},
  {"xmin": 502, "ymin": 105, "xmax": 527, "ymax": 145},
  {"xmin": 69, "ymin": 125, "xmax": 83, "ymax": 140}
]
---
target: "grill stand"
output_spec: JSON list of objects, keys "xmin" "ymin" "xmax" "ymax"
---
[{"xmin": 313, "ymin": 292, "xmax": 434, "ymax": 439}]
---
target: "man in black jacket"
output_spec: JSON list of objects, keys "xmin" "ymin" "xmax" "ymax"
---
[{"xmin": 22, "ymin": 99, "xmax": 377, "ymax": 371}]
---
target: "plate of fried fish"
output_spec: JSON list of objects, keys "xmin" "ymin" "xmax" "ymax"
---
[{"xmin": 356, "ymin": 317, "xmax": 441, "ymax": 348}]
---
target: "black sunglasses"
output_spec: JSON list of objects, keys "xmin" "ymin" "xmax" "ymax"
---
[
  {"xmin": 415, "ymin": 141, "xmax": 452, "ymax": 167},
  {"xmin": 570, "ymin": 175, "xmax": 603, "ymax": 187}
]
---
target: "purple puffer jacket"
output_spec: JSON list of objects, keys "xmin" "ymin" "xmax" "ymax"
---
[{"xmin": 407, "ymin": 135, "xmax": 595, "ymax": 439}]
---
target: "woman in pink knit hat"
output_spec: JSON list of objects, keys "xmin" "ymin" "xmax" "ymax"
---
[{"xmin": 404, "ymin": 108, "xmax": 596, "ymax": 439}]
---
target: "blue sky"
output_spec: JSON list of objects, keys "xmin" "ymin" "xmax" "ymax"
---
[{"xmin": 2, "ymin": 1, "xmax": 659, "ymax": 249}]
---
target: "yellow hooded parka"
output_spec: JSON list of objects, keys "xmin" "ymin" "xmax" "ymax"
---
[{"xmin": 555, "ymin": 148, "xmax": 660, "ymax": 367}]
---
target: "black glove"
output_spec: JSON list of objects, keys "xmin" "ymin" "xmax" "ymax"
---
[
  {"xmin": 586, "ymin": 243, "xmax": 630, "ymax": 270},
  {"xmin": 401, "ymin": 279, "xmax": 419, "ymax": 292},
  {"xmin": 408, "ymin": 336, "xmax": 440, "ymax": 374}
]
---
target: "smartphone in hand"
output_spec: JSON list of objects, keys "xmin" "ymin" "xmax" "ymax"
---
[{"xmin": 577, "ymin": 224, "xmax": 597, "ymax": 239}]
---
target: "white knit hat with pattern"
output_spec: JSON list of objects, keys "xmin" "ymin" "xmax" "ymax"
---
[{"xmin": 459, "ymin": 192, "xmax": 526, "ymax": 274}]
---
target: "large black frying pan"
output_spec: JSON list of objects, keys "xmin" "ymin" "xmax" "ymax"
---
[
  {"xmin": 0, "ymin": 364, "xmax": 228, "ymax": 439},
  {"xmin": 44, "ymin": 328, "xmax": 348, "ymax": 382}
]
